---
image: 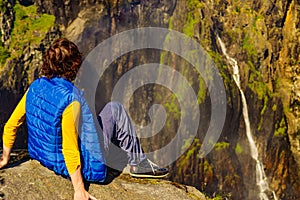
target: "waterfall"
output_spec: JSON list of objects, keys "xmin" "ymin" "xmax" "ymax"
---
[{"xmin": 217, "ymin": 36, "xmax": 277, "ymax": 200}]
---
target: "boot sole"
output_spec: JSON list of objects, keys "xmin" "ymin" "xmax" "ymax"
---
[{"xmin": 129, "ymin": 172, "xmax": 169, "ymax": 178}]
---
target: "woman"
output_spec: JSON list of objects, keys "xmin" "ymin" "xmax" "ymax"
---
[{"xmin": 0, "ymin": 38, "xmax": 168, "ymax": 200}]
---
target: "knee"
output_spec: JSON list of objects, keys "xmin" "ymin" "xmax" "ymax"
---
[
  {"xmin": 106, "ymin": 101, "xmax": 123, "ymax": 111},
  {"xmin": 102, "ymin": 101, "xmax": 124, "ymax": 117}
]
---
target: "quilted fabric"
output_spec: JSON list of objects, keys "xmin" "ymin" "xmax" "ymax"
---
[{"xmin": 26, "ymin": 77, "xmax": 106, "ymax": 182}]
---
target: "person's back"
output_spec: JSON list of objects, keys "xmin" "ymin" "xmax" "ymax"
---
[
  {"xmin": 26, "ymin": 76, "xmax": 106, "ymax": 182},
  {"xmin": 0, "ymin": 38, "xmax": 102, "ymax": 199},
  {"xmin": 26, "ymin": 77, "xmax": 72, "ymax": 177},
  {"xmin": 1, "ymin": 38, "xmax": 168, "ymax": 200}
]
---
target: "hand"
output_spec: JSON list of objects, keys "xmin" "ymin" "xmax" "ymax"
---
[
  {"xmin": 0, "ymin": 156, "xmax": 9, "ymax": 169},
  {"xmin": 74, "ymin": 188, "xmax": 97, "ymax": 200},
  {"xmin": 0, "ymin": 146, "xmax": 11, "ymax": 169},
  {"xmin": 71, "ymin": 166, "xmax": 97, "ymax": 200}
]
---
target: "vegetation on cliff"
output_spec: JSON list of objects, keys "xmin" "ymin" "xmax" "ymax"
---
[
  {"xmin": 0, "ymin": 0, "xmax": 300, "ymax": 199},
  {"xmin": 10, "ymin": 2, "xmax": 54, "ymax": 57},
  {"xmin": 0, "ymin": 1, "xmax": 54, "ymax": 67}
]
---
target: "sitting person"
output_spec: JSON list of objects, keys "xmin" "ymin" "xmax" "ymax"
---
[{"xmin": 0, "ymin": 38, "xmax": 168, "ymax": 200}]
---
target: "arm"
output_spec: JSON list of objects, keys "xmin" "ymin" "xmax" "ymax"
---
[
  {"xmin": 1, "ymin": 92, "xmax": 27, "ymax": 168},
  {"xmin": 61, "ymin": 101, "xmax": 97, "ymax": 200},
  {"xmin": 0, "ymin": 146, "xmax": 12, "ymax": 168},
  {"xmin": 71, "ymin": 166, "xmax": 96, "ymax": 200}
]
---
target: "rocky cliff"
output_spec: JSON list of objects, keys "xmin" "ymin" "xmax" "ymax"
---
[
  {"xmin": 0, "ymin": 158, "xmax": 207, "ymax": 200},
  {"xmin": 0, "ymin": 0, "xmax": 299, "ymax": 199}
]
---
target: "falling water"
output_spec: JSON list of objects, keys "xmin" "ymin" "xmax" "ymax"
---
[{"xmin": 217, "ymin": 36, "xmax": 277, "ymax": 200}]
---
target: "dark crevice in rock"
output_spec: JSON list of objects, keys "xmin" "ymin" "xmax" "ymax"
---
[{"xmin": 18, "ymin": 0, "xmax": 34, "ymax": 6}]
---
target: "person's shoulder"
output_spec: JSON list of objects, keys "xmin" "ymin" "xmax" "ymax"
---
[{"xmin": 30, "ymin": 77, "xmax": 46, "ymax": 85}]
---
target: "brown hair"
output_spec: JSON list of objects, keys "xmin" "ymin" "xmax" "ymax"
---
[{"xmin": 41, "ymin": 38, "xmax": 82, "ymax": 81}]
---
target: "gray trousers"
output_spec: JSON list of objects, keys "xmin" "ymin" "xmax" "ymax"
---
[{"xmin": 98, "ymin": 102, "xmax": 146, "ymax": 170}]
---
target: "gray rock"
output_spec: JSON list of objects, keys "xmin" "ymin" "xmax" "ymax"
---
[{"xmin": 0, "ymin": 160, "xmax": 208, "ymax": 200}]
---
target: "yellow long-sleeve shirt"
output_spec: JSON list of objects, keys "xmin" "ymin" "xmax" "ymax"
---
[{"xmin": 3, "ymin": 92, "xmax": 81, "ymax": 175}]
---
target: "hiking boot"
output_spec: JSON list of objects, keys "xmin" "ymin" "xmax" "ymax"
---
[{"xmin": 129, "ymin": 159, "xmax": 169, "ymax": 178}]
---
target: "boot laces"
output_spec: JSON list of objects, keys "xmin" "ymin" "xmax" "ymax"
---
[{"xmin": 147, "ymin": 159, "xmax": 158, "ymax": 173}]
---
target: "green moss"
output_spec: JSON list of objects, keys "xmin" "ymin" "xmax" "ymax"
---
[
  {"xmin": 253, "ymin": 14, "xmax": 263, "ymax": 31},
  {"xmin": 0, "ymin": 0, "xmax": 5, "ymax": 12},
  {"xmin": 272, "ymin": 104, "xmax": 277, "ymax": 111},
  {"xmin": 185, "ymin": 145, "xmax": 196, "ymax": 159},
  {"xmin": 260, "ymin": 96, "xmax": 268, "ymax": 115},
  {"xmin": 183, "ymin": 0, "xmax": 203, "ymax": 37},
  {"xmin": 214, "ymin": 142, "xmax": 230, "ymax": 151},
  {"xmin": 246, "ymin": 60, "xmax": 274, "ymax": 131},
  {"xmin": 178, "ymin": 139, "xmax": 201, "ymax": 171},
  {"xmin": 290, "ymin": 59, "xmax": 300, "ymax": 65},
  {"xmin": 247, "ymin": 63, "xmax": 269, "ymax": 100},
  {"xmin": 197, "ymin": 74, "xmax": 206, "ymax": 104},
  {"xmin": 159, "ymin": 51, "xmax": 170, "ymax": 66},
  {"xmin": 186, "ymin": 0, "xmax": 204, "ymax": 11},
  {"xmin": 168, "ymin": 16, "xmax": 173, "ymax": 30},
  {"xmin": 161, "ymin": 91, "xmax": 181, "ymax": 129},
  {"xmin": 0, "ymin": 44, "xmax": 10, "ymax": 66},
  {"xmin": 257, "ymin": 95, "xmax": 269, "ymax": 131},
  {"xmin": 181, "ymin": 137, "xmax": 194, "ymax": 152},
  {"xmin": 165, "ymin": 0, "xmax": 216, "ymax": 106},
  {"xmin": 212, "ymin": 195, "xmax": 223, "ymax": 200},
  {"xmin": 246, "ymin": 59, "xmax": 276, "ymax": 131},
  {"xmin": 275, "ymin": 127, "xmax": 286, "ymax": 137},
  {"xmin": 227, "ymin": 29, "xmax": 240, "ymax": 42},
  {"xmin": 208, "ymin": 51, "xmax": 236, "ymax": 95},
  {"xmin": 235, "ymin": 143, "xmax": 243, "ymax": 154},
  {"xmin": 0, "ymin": 1, "xmax": 9, "ymax": 66},
  {"xmin": 203, "ymin": 160, "xmax": 213, "ymax": 174},
  {"xmin": 183, "ymin": 12, "xmax": 197, "ymax": 37},
  {"xmin": 274, "ymin": 118, "xmax": 287, "ymax": 137},
  {"xmin": 164, "ymin": 94, "xmax": 180, "ymax": 118},
  {"xmin": 242, "ymin": 35, "xmax": 258, "ymax": 58},
  {"xmin": 159, "ymin": 33, "xmax": 172, "ymax": 66},
  {"xmin": 10, "ymin": 2, "xmax": 55, "ymax": 58},
  {"xmin": 279, "ymin": 150, "xmax": 286, "ymax": 159}
]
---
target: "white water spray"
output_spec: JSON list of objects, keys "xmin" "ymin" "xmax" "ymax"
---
[{"xmin": 217, "ymin": 36, "xmax": 277, "ymax": 200}]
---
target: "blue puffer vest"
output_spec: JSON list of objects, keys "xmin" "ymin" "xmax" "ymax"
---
[{"xmin": 26, "ymin": 77, "xmax": 106, "ymax": 182}]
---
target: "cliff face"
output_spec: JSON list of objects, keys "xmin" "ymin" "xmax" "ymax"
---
[
  {"xmin": 164, "ymin": 1, "xmax": 300, "ymax": 199},
  {"xmin": 0, "ymin": 0, "xmax": 299, "ymax": 199}
]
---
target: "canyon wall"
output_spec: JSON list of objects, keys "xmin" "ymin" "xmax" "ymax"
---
[{"xmin": 0, "ymin": 0, "xmax": 299, "ymax": 199}]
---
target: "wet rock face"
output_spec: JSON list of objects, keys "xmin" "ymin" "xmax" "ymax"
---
[{"xmin": 163, "ymin": 0, "xmax": 300, "ymax": 199}]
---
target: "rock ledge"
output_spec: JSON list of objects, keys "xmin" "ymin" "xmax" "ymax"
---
[{"xmin": 0, "ymin": 160, "xmax": 208, "ymax": 200}]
